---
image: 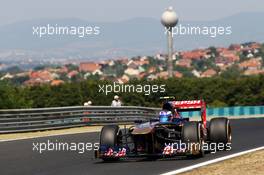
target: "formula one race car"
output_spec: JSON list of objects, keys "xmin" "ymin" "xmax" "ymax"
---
[{"xmin": 95, "ymin": 98, "xmax": 232, "ymax": 161}]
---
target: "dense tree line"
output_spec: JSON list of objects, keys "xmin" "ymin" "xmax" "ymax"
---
[{"xmin": 0, "ymin": 75, "xmax": 264, "ymax": 109}]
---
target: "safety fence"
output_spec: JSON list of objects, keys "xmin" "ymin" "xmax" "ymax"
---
[
  {"xmin": 0, "ymin": 105, "xmax": 263, "ymax": 133},
  {"xmin": 0, "ymin": 106, "xmax": 159, "ymax": 134}
]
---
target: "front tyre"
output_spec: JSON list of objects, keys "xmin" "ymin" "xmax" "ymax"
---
[
  {"xmin": 182, "ymin": 121, "xmax": 204, "ymax": 158},
  {"xmin": 100, "ymin": 125, "xmax": 122, "ymax": 161}
]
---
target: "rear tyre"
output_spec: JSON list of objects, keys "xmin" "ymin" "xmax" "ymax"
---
[
  {"xmin": 100, "ymin": 125, "xmax": 122, "ymax": 161},
  {"xmin": 209, "ymin": 118, "xmax": 232, "ymax": 151},
  {"xmin": 209, "ymin": 118, "xmax": 231, "ymax": 143},
  {"xmin": 182, "ymin": 121, "xmax": 204, "ymax": 158}
]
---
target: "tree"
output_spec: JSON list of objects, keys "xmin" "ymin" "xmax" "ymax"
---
[
  {"xmin": 1, "ymin": 75, "xmax": 264, "ymax": 109},
  {"xmin": 220, "ymin": 65, "xmax": 242, "ymax": 79}
]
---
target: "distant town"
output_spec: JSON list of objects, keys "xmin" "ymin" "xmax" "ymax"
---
[{"xmin": 0, "ymin": 42, "xmax": 263, "ymax": 86}]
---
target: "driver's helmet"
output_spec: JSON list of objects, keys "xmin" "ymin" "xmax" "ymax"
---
[
  {"xmin": 174, "ymin": 108, "xmax": 180, "ymax": 118},
  {"xmin": 159, "ymin": 111, "xmax": 173, "ymax": 123}
]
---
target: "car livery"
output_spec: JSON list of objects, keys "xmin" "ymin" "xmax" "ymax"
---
[{"xmin": 95, "ymin": 97, "xmax": 232, "ymax": 161}]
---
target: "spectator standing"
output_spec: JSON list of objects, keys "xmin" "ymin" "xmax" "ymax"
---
[
  {"xmin": 111, "ymin": 95, "xmax": 122, "ymax": 107},
  {"xmin": 84, "ymin": 100, "xmax": 92, "ymax": 106}
]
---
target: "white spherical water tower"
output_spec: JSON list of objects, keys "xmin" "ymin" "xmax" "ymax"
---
[{"xmin": 161, "ymin": 7, "xmax": 179, "ymax": 78}]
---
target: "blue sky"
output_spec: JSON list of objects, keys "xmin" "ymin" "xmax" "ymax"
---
[{"xmin": 1, "ymin": 0, "xmax": 263, "ymax": 25}]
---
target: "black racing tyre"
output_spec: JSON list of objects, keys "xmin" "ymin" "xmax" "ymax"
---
[
  {"xmin": 100, "ymin": 125, "xmax": 122, "ymax": 161},
  {"xmin": 182, "ymin": 121, "xmax": 200, "ymax": 143},
  {"xmin": 182, "ymin": 121, "xmax": 204, "ymax": 158},
  {"xmin": 100, "ymin": 125, "xmax": 121, "ymax": 146},
  {"xmin": 209, "ymin": 117, "xmax": 232, "ymax": 145}
]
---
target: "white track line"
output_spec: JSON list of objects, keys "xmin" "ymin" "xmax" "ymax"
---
[
  {"xmin": 160, "ymin": 146, "xmax": 264, "ymax": 175},
  {"xmin": 0, "ymin": 130, "xmax": 99, "ymax": 142}
]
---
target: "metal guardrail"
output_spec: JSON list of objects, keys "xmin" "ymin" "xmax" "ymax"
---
[
  {"xmin": 1, "ymin": 105, "xmax": 264, "ymax": 134},
  {"xmin": 0, "ymin": 106, "xmax": 160, "ymax": 134}
]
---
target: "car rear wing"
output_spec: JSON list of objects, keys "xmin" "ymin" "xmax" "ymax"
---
[
  {"xmin": 171, "ymin": 100, "xmax": 207, "ymax": 127},
  {"xmin": 171, "ymin": 100, "xmax": 205, "ymax": 110}
]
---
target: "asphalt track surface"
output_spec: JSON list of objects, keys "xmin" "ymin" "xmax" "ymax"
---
[{"xmin": 1, "ymin": 118, "xmax": 264, "ymax": 175}]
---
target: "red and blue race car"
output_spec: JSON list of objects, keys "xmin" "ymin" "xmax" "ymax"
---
[{"xmin": 95, "ymin": 97, "xmax": 232, "ymax": 161}]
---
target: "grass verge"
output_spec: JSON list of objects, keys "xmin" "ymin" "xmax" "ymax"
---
[{"xmin": 181, "ymin": 149, "xmax": 264, "ymax": 175}]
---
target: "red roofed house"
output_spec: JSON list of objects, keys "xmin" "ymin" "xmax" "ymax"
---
[
  {"xmin": 229, "ymin": 44, "xmax": 242, "ymax": 52},
  {"xmin": 67, "ymin": 70, "xmax": 79, "ymax": 78},
  {"xmin": 239, "ymin": 57, "xmax": 262, "ymax": 70},
  {"xmin": 249, "ymin": 42, "xmax": 261, "ymax": 50},
  {"xmin": 148, "ymin": 66, "xmax": 157, "ymax": 74},
  {"xmin": 51, "ymin": 80, "xmax": 64, "ymax": 86},
  {"xmin": 201, "ymin": 69, "xmax": 217, "ymax": 78},
  {"xmin": 217, "ymin": 47, "xmax": 229, "ymax": 53},
  {"xmin": 24, "ymin": 70, "xmax": 54, "ymax": 86},
  {"xmin": 79, "ymin": 62, "xmax": 102, "ymax": 74},
  {"xmin": 157, "ymin": 71, "xmax": 183, "ymax": 79},
  {"xmin": 58, "ymin": 66, "xmax": 69, "ymax": 74},
  {"xmin": 176, "ymin": 59, "xmax": 192, "ymax": 68},
  {"xmin": 127, "ymin": 60, "xmax": 139, "ymax": 69},
  {"xmin": 157, "ymin": 71, "xmax": 169, "ymax": 79},
  {"xmin": 220, "ymin": 50, "xmax": 240, "ymax": 62},
  {"xmin": 215, "ymin": 56, "xmax": 235, "ymax": 69},
  {"xmin": 30, "ymin": 70, "xmax": 53, "ymax": 81},
  {"xmin": 174, "ymin": 71, "xmax": 183, "ymax": 78},
  {"xmin": 244, "ymin": 69, "xmax": 264, "ymax": 76},
  {"xmin": 180, "ymin": 49, "xmax": 207, "ymax": 60}
]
